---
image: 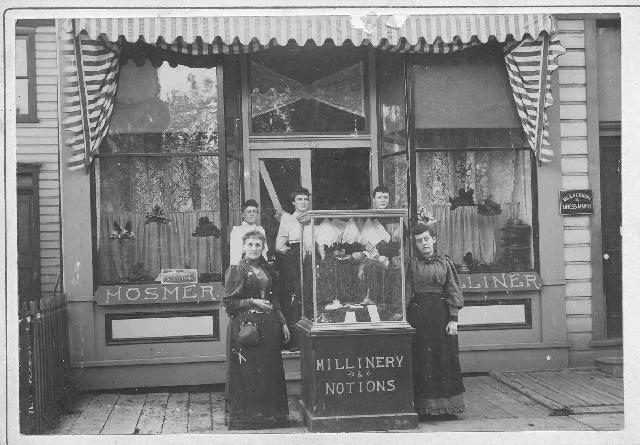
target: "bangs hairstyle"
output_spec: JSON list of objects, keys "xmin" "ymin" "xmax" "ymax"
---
[
  {"xmin": 290, "ymin": 187, "xmax": 311, "ymax": 202},
  {"xmin": 242, "ymin": 229, "xmax": 266, "ymax": 245},
  {"xmin": 411, "ymin": 223, "xmax": 437, "ymax": 239},
  {"xmin": 372, "ymin": 186, "xmax": 390, "ymax": 198},
  {"xmin": 242, "ymin": 199, "xmax": 259, "ymax": 211}
]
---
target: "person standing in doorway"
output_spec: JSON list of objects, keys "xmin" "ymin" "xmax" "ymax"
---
[
  {"xmin": 406, "ymin": 223, "xmax": 465, "ymax": 418},
  {"xmin": 275, "ymin": 187, "xmax": 311, "ymax": 351},
  {"xmin": 229, "ymin": 199, "xmax": 268, "ymax": 266}
]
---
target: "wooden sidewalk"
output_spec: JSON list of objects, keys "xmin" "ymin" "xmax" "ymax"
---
[
  {"xmin": 490, "ymin": 368, "xmax": 624, "ymax": 414},
  {"xmin": 49, "ymin": 370, "xmax": 623, "ymax": 434}
]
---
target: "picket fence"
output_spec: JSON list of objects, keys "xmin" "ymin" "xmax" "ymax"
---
[{"xmin": 18, "ymin": 293, "xmax": 72, "ymax": 434}]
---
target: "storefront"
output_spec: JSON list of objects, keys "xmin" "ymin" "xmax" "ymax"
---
[{"xmin": 57, "ymin": 12, "xmax": 571, "ymax": 390}]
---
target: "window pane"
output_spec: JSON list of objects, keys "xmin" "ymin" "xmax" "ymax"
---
[
  {"xmin": 250, "ymin": 47, "xmax": 368, "ymax": 135},
  {"xmin": 416, "ymin": 150, "xmax": 533, "ymax": 272},
  {"xmin": 379, "ymin": 52, "xmax": 406, "ymax": 154},
  {"xmin": 96, "ymin": 155, "xmax": 221, "ymax": 284},
  {"xmin": 382, "ymin": 153, "xmax": 408, "ymax": 208},
  {"xmin": 102, "ymin": 61, "xmax": 218, "ymax": 154},
  {"xmin": 16, "ymin": 78, "xmax": 29, "ymax": 115},
  {"xmin": 15, "ymin": 37, "xmax": 28, "ymax": 77}
]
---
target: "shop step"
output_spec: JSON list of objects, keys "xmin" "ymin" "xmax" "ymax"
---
[{"xmin": 595, "ymin": 357, "xmax": 623, "ymax": 378}]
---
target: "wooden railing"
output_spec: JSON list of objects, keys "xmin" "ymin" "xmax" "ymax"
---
[{"xmin": 19, "ymin": 293, "xmax": 72, "ymax": 434}]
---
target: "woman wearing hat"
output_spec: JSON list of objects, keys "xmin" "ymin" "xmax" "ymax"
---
[{"xmin": 407, "ymin": 221, "xmax": 465, "ymax": 418}]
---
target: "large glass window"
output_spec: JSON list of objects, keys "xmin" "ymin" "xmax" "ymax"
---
[
  {"xmin": 249, "ymin": 46, "xmax": 368, "ymax": 135},
  {"xmin": 95, "ymin": 60, "xmax": 224, "ymax": 284},
  {"xmin": 412, "ymin": 43, "xmax": 535, "ymax": 273}
]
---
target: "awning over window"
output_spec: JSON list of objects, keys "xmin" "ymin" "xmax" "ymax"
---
[
  {"xmin": 72, "ymin": 14, "xmax": 555, "ymax": 53},
  {"xmin": 60, "ymin": 14, "xmax": 564, "ymax": 171}
]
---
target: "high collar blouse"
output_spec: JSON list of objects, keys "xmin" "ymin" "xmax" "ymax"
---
[{"xmin": 406, "ymin": 254, "xmax": 464, "ymax": 321}]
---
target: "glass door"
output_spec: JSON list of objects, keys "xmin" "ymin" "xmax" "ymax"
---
[{"xmin": 249, "ymin": 150, "xmax": 312, "ymax": 253}]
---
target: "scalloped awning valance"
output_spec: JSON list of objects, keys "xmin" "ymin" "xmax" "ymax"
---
[{"xmin": 71, "ymin": 14, "xmax": 556, "ymax": 53}]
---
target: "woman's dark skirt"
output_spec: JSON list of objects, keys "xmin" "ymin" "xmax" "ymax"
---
[
  {"xmin": 226, "ymin": 309, "xmax": 289, "ymax": 429},
  {"xmin": 407, "ymin": 291, "xmax": 465, "ymax": 415},
  {"xmin": 279, "ymin": 244, "xmax": 302, "ymax": 349}
]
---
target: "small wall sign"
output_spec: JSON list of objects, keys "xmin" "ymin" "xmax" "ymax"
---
[
  {"xmin": 559, "ymin": 190, "xmax": 593, "ymax": 215},
  {"xmin": 161, "ymin": 268, "xmax": 198, "ymax": 284}
]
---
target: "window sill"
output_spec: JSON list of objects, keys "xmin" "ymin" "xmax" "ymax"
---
[{"xmin": 589, "ymin": 338, "xmax": 623, "ymax": 348}]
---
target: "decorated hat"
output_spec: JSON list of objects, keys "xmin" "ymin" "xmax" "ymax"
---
[{"xmin": 417, "ymin": 205, "xmax": 439, "ymax": 225}]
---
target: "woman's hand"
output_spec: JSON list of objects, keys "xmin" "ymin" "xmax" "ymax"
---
[
  {"xmin": 282, "ymin": 324, "xmax": 290, "ymax": 344},
  {"xmin": 252, "ymin": 299, "xmax": 273, "ymax": 311},
  {"xmin": 446, "ymin": 321, "xmax": 458, "ymax": 335}
]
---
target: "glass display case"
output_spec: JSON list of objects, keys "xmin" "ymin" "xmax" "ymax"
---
[{"xmin": 298, "ymin": 209, "xmax": 408, "ymax": 328}]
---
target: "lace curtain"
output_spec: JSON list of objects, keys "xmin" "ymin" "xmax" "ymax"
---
[
  {"xmin": 98, "ymin": 210, "xmax": 222, "ymax": 283},
  {"xmin": 416, "ymin": 149, "xmax": 532, "ymax": 267}
]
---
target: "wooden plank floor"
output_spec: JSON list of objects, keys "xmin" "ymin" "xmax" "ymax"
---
[
  {"xmin": 490, "ymin": 369, "xmax": 623, "ymax": 414},
  {"xmin": 50, "ymin": 372, "xmax": 621, "ymax": 434}
]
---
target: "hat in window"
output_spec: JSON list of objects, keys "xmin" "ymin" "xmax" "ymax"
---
[
  {"xmin": 192, "ymin": 216, "xmax": 221, "ymax": 238},
  {"xmin": 417, "ymin": 206, "xmax": 439, "ymax": 225}
]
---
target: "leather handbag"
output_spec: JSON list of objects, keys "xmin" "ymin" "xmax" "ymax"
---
[{"xmin": 238, "ymin": 319, "xmax": 260, "ymax": 347}]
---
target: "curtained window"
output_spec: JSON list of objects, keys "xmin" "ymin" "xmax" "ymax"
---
[
  {"xmin": 413, "ymin": 43, "xmax": 535, "ymax": 273},
  {"xmin": 95, "ymin": 60, "xmax": 224, "ymax": 285}
]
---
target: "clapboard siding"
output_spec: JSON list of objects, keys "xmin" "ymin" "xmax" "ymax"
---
[
  {"xmin": 558, "ymin": 19, "xmax": 594, "ymax": 353},
  {"xmin": 16, "ymin": 24, "xmax": 61, "ymax": 298}
]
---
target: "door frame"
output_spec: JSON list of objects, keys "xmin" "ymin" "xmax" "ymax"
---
[{"xmin": 249, "ymin": 149, "xmax": 312, "ymax": 224}]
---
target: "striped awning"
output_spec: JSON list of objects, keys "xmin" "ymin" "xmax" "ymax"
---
[
  {"xmin": 61, "ymin": 14, "xmax": 564, "ymax": 171},
  {"xmin": 72, "ymin": 14, "xmax": 556, "ymax": 53}
]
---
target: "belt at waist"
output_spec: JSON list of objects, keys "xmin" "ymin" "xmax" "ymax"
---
[{"xmin": 413, "ymin": 289, "xmax": 443, "ymax": 297}]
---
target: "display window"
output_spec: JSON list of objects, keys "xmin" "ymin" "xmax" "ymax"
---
[
  {"xmin": 412, "ymin": 42, "xmax": 536, "ymax": 273},
  {"xmin": 94, "ymin": 61, "xmax": 225, "ymax": 285}
]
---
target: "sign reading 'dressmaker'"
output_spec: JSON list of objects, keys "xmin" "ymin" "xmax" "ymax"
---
[
  {"xmin": 559, "ymin": 189, "xmax": 593, "ymax": 215},
  {"xmin": 95, "ymin": 283, "xmax": 223, "ymax": 305}
]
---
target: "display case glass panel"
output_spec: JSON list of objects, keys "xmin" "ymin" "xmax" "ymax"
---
[{"xmin": 300, "ymin": 210, "xmax": 407, "ymax": 326}]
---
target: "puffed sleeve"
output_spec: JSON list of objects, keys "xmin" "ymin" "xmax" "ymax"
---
[
  {"xmin": 443, "ymin": 257, "xmax": 464, "ymax": 321},
  {"xmin": 223, "ymin": 265, "xmax": 253, "ymax": 317}
]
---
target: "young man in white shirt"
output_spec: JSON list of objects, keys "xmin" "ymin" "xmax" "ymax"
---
[
  {"xmin": 229, "ymin": 199, "xmax": 268, "ymax": 265},
  {"xmin": 275, "ymin": 187, "xmax": 310, "ymax": 350}
]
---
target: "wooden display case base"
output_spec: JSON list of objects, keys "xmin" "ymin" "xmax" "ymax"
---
[
  {"xmin": 297, "ymin": 320, "xmax": 418, "ymax": 432},
  {"xmin": 299, "ymin": 399, "xmax": 418, "ymax": 432}
]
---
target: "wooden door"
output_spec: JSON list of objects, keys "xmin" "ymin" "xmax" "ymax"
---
[
  {"xmin": 17, "ymin": 167, "xmax": 40, "ymax": 304},
  {"xmin": 600, "ymin": 136, "xmax": 621, "ymax": 338}
]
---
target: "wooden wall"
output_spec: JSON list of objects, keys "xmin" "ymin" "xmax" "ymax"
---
[
  {"xmin": 556, "ymin": 18, "xmax": 621, "ymax": 366},
  {"xmin": 16, "ymin": 23, "xmax": 61, "ymax": 297}
]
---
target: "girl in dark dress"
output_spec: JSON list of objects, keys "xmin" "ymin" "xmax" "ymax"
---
[
  {"xmin": 223, "ymin": 230, "xmax": 291, "ymax": 429},
  {"xmin": 406, "ymin": 223, "xmax": 465, "ymax": 417}
]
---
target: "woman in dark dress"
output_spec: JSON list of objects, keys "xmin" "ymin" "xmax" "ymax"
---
[
  {"xmin": 406, "ymin": 223, "xmax": 465, "ymax": 417},
  {"xmin": 223, "ymin": 230, "xmax": 291, "ymax": 429}
]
